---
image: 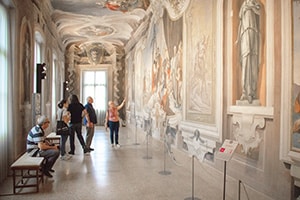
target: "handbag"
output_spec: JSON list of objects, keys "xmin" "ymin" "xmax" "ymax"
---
[{"xmin": 56, "ymin": 111, "xmax": 69, "ymax": 135}]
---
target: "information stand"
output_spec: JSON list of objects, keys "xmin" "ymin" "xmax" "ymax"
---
[{"xmin": 216, "ymin": 140, "xmax": 239, "ymax": 200}]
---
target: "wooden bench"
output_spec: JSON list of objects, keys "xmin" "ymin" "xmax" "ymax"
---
[
  {"xmin": 46, "ymin": 132, "xmax": 61, "ymax": 145},
  {"xmin": 10, "ymin": 152, "xmax": 44, "ymax": 194}
]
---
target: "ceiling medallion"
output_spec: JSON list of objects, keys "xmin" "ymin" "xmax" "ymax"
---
[
  {"xmin": 78, "ymin": 25, "xmax": 114, "ymax": 37},
  {"xmin": 96, "ymin": 0, "xmax": 149, "ymax": 12}
]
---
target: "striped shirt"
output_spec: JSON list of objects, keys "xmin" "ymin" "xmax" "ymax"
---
[{"xmin": 26, "ymin": 125, "xmax": 45, "ymax": 152}]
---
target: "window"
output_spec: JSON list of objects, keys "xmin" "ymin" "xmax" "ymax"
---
[
  {"xmin": 34, "ymin": 31, "xmax": 43, "ymax": 93},
  {"xmin": 82, "ymin": 70, "xmax": 107, "ymax": 111}
]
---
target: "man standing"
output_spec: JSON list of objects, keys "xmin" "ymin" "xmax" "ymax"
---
[
  {"xmin": 84, "ymin": 96, "xmax": 97, "ymax": 151},
  {"xmin": 26, "ymin": 115, "xmax": 59, "ymax": 178}
]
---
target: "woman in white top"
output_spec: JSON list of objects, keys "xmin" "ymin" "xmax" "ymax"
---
[{"xmin": 57, "ymin": 99, "xmax": 72, "ymax": 160}]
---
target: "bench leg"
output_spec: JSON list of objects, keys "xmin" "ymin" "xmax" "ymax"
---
[{"xmin": 12, "ymin": 170, "xmax": 16, "ymax": 194}]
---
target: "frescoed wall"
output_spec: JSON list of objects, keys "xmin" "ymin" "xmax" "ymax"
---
[
  {"xmin": 128, "ymin": 7, "xmax": 184, "ymax": 144},
  {"xmin": 126, "ymin": 0, "xmax": 291, "ymax": 199}
]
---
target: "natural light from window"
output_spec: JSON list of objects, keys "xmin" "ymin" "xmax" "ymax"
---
[{"xmin": 82, "ymin": 70, "xmax": 107, "ymax": 111}]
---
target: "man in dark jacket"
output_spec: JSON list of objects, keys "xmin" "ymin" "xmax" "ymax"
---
[{"xmin": 84, "ymin": 96, "xmax": 97, "ymax": 151}]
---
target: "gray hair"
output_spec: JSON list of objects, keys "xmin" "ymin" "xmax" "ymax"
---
[
  {"xmin": 36, "ymin": 115, "xmax": 48, "ymax": 126},
  {"xmin": 86, "ymin": 96, "xmax": 92, "ymax": 101}
]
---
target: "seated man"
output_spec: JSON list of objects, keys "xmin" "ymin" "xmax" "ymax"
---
[{"xmin": 26, "ymin": 115, "xmax": 59, "ymax": 178}]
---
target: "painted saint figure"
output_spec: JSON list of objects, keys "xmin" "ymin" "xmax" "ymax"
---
[{"xmin": 236, "ymin": 0, "xmax": 261, "ymax": 103}]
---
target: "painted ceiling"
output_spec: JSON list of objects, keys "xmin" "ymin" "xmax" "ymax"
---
[{"xmin": 50, "ymin": 0, "xmax": 150, "ymax": 51}]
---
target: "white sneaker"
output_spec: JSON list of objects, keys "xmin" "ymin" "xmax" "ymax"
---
[{"xmin": 116, "ymin": 144, "xmax": 121, "ymax": 148}]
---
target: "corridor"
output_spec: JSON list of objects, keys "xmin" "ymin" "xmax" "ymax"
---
[{"xmin": 0, "ymin": 126, "xmax": 224, "ymax": 200}]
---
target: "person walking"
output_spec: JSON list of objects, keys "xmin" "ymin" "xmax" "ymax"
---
[
  {"xmin": 105, "ymin": 98, "xmax": 126, "ymax": 148},
  {"xmin": 84, "ymin": 96, "xmax": 97, "ymax": 151},
  {"xmin": 67, "ymin": 94, "xmax": 90, "ymax": 154},
  {"xmin": 26, "ymin": 115, "xmax": 59, "ymax": 178},
  {"xmin": 57, "ymin": 99, "xmax": 72, "ymax": 160}
]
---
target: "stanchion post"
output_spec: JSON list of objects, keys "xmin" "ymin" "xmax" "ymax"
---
[
  {"xmin": 158, "ymin": 133, "xmax": 171, "ymax": 175},
  {"xmin": 184, "ymin": 155, "xmax": 201, "ymax": 200},
  {"xmin": 238, "ymin": 180, "xmax": 241, "ymax": 200},
  {"xmin": 143, "ymin": 130, "xmax": 152, "ymax": 159},
  {"xmin": 223, "ymin": 161, "xmax": 227, "ymax": 200},
  {"xmin": 133, "ymin": 117, "xmax": 140, "ymax": 145}
]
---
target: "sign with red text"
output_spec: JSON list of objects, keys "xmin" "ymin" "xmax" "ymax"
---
[{"xmin": 216, "ymin": 140, "xmax": 239, "ymax": 161}]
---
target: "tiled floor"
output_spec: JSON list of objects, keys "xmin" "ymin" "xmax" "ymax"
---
[{"xmin": 0, "ymin": 126, "xmax": 225, "ymax": 200}]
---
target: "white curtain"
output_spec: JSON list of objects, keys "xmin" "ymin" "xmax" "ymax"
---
[{"xmin": 0, "ymin": 3, "xmax": 8, "ymax": 182}]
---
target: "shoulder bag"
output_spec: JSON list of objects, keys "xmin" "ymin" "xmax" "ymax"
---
[{"xmin": 56, "ymin": 111, "xmax": 69, "ymax": 135}]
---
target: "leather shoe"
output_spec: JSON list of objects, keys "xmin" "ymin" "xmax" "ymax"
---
[
  {"xmin": 44, "ymin": 171, "xmax": 53, "ymax": 178},
  {"xmin": 49, "ymin": 169, "xmax": 55, "ymax": 173},
  {"xmin": 84, "ymin": 148, "xmax": 90, "ymax": 153},
  {"xmin": 89, "ymin": 148, "xmax": 94, "ymax": 151},
  {"xmin": 68, "ymin": 151, "xmax": 75, "ymax": 155}
]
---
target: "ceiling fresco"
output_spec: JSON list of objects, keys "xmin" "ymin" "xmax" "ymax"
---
[{"xmin": 50, "ymin": 0, "xmax": 150, "ymax": 50}]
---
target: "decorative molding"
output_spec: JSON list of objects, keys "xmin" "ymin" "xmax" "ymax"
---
[
  {"xmin": 124, "ymin": 11, "xmax": 150, "ymax": 53},
  {"xmin": 232, "ymin": 113, "xmax": 265, "ymax": 155},
  {"xmin": 180, "ymin": 123, "xmax": 216, "ymax": 161},
  {"xmin": 163, "ymin": 0, "xmax": 191, "ymax": 21},
  {"xmin": 182, "ymin": 0, "xmax": 223, "ymax": 144},
  {"xmin": 280, "ymin": 0, "xmax": 293, "ymax": 162},
  {"xmin": 228, "ymin": 105, "xmax": 273, "ymax": 118}
]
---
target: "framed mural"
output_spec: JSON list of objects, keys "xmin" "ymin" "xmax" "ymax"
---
[
  {"xmin": 185, "ymin": 0, "xmax": 216, "ymax": 124},
  {"xmin": 182, "ymin": 0, "xmax": 223, "ymax": 141},
  {"xmin": 280, "ymin": 1, "xmax": 300, "ymax": 161}
]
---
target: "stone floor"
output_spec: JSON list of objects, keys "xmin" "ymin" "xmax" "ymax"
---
[{"xmin": 0, "ymin": 126, "xmax": 227, "ymax": 200}]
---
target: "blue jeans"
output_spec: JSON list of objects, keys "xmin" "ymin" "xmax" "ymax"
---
[
  {"xmin": 60, "ymin": 133, "xmax": 69, "ymax": 156},
  {"xmin": 69, "ymin": 123, "xmax": 86, "ymax": 153},
  {"xmin": 39, "ymin": 149, "xmax": 59, "ymax": 172},
  {"xmin": 109, "ymin": 121, "xmax": 120, "ymax": 145}
]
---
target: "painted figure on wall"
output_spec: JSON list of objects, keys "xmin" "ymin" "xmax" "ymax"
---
[
  {"xmin": 293, "ymin": 119, "xmax": 300, "ymax": 150},
  {"xmin": 152, "ymin": 47, "xmax": 162, "ymax": 94},
  {"xmin": 171, "ymin": 42, "xmax": 183, "ymax": 108},
  {"xmin": 295, "ymin": 92, "xmax": 300, "ymax": 116},
  {"xmin": 87, "ymin": 46, "xmax": 103, "ymax": 65},
  {"xmin": 293, "ymin": 92, "xmax": 300, "ymax": 151},
  {"xmin": 236, "ymin": 0, "xmax": 261, "ymax": 104},
  {"xmin": 189, "ymin": 35, "xmax": 211, "ymax": 114}
]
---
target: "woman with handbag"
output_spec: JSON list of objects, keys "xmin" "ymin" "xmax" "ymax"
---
[{"xmin": 57, "ymin": 99, "xmax": 72, "ymax": 160}]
